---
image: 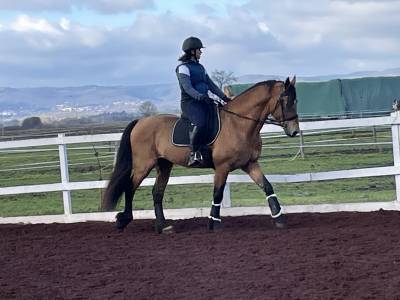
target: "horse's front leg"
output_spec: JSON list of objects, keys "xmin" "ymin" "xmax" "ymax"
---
[
  {"xmin": 242, "ymin": 162, "xmax": 287, "ymax": 228},
  {"xmin": 208, "ymin": 166, "xmax": 229, "ymax": 230}
]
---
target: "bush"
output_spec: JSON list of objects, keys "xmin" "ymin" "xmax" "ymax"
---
[{"xmin": 21, "ymin": 117, "xmax": 43, "ymax": 129}]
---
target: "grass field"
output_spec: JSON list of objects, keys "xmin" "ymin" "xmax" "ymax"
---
[{"xmin": 0, "ymin": 125, "xmax": 396, "ymax": 217}]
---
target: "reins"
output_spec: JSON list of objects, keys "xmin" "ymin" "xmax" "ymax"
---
[
  {"xmin": 221, "ymin": 94, "xmax": 298, "ymax": 127},
  {"xmin": 221, "ymin": 106, "xmax": 283, "ymax": 126}
]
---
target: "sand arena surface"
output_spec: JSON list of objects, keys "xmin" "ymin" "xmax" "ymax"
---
[{"xmin": 1, "ymin": 211, "xmax": 400, "ymax": 299}]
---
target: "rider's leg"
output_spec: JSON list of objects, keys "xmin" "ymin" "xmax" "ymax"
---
[{"xmin": 184, "ymin": 102, "xmax": 208, "ymax": 166}]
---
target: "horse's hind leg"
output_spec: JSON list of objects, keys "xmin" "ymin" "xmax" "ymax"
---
[
  {"xmin": 115, "ymin": 180, "xmax": 134, "ymax": 230},
  {"xmin": 153, "ymin": 158, "xmax": 173, "ymax": 234},
  {"xmin": 116, "ymin": 162, "xmax": 155, "ymax": 231},
  {"xmin": 242, "ymin": 162, "xmax": 287, "ymax": 228}
]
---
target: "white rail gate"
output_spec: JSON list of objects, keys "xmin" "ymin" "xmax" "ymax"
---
[{"xmin": 1, "ymin": 112, "xmax": 400, "ymax": 224}]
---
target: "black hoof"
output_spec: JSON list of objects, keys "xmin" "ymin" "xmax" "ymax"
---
[
  {"xmin": 116, "ymin": 212, "xmax": 133, "ymax": 231},
  {"xmin": 208, "ymin": 217, "xmax": 222, "ymax": 231},
  {"xmin": 272, "ymin": 214, "xmax": 287, "ymax": 229}
]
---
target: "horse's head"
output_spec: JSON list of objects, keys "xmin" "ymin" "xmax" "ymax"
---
[{"xmin": 270, "ymin": 76, "xmax": 299, "ymax": 137}]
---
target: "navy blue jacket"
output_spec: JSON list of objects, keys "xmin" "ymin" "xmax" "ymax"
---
[{"xmin": 176, "ymin": 59, "xmax": 226, "ymax": 103}]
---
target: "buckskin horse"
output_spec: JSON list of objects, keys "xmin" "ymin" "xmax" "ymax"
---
[{"xmin": 102, "ymin": 77, "xmax": 299, "ymax": 233}]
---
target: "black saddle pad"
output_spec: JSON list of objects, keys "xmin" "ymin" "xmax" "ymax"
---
[{"xmin": 172, "ymin": 105, "xmax": 221, "ymax": 147}]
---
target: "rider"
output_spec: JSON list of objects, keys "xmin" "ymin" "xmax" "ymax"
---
[{"xmin": 176, "ymin": 36, "xmax": 231, "ymax": 166}]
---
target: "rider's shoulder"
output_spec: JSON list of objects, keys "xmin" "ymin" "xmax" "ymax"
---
[{"xmin": 176, "ymin": 63, "xmax": 190, "ymax": 75}]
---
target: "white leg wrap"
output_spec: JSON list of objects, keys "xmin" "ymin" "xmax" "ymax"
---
[
  {"xmin": 211, "ymin": 202, "xmax": 221, "ymax": 206},
  {"xmin": 208, "ymin": 216, "xmax": 221, "ymax": 222},
  {"xmin": 271, "ymin": 208, "xmax": 283, "ymax": 218},
  {"xmin": 266, "ymin": 194, "xmax": 282, "ymax": 218}
]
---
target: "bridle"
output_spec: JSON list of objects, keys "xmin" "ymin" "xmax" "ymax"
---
[{"xmin": 221, "ymin": 86, "xmax": 298, "ymax": 127}]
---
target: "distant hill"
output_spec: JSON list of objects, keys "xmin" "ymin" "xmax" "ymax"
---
[
  {"xmin": 1, "ymin": 67, "xmax": 400, "ymax": 122},
  {"xmin": 0, "ymin": 84, "xmax": 181, "ymax": 121},
  {"xmin": 0, "ymin": 84, "xmax": 180, "ymax": 110}
]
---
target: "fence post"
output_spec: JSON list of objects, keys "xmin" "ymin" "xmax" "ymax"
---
[
  {"xmin": 299, "ymin": 130, "xmax": 305, "ymax": 158},
  {"xmin": 222, "ymin": 182, "xmax": 231, "ymax": 207},
  {"xmin": 113, "ymin": 141, "xmax": 119, "ymax": 168},
  {"xmin": 391, "ymin": 111, "xmax": 400, "ymax": 203},
  {"xmin": 58, "ymin": 133, "xmax": 72, "ymax": 215}
]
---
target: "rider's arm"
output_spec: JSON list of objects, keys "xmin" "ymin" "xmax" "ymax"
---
[
  {"xmin": 176, "ymin": 65, "xmax": 204, "ymax": 101},
  {"xmin": 206, "ymin": 74, "xmax": 231, "ymax": 102}
]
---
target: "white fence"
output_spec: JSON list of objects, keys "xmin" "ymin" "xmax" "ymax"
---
[{"xmin": 1, "ymin": 112, "xmax": 400, "ymax": 224}]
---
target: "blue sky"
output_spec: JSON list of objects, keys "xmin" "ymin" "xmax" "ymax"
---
[{"xmin": 0, "ymin": 0, "xmax": 399, "ymax": 87}]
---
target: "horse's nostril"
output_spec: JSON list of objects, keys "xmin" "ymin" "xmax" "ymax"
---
[{"xmin": 292, "ymin": 131, "xmax": 298, "ymax": 137}]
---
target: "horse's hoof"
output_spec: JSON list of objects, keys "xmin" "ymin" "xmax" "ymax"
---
[
  {"xmin": 155, "ymin": 220, "xmax": 174, "ymax": 234},
  {"xmin": 208, "ymin": 218, "xmax": 222, "ymax": 231},
  {"xmin": 116, "ymin": 212, "xmax": 133, "ymax": 231},
  {"xmin": 272, "ymin": 214, "xmax": 287, "ymax": 229}
]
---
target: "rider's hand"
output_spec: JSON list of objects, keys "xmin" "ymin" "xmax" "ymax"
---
[
  {"xmin": 222, "ymin": 95, "xmax": 232, "ymax": 103},
  {"xmin": 215, "ymin": 98, "xmax": 227, "ymax": 106},
  {"xmin": 199, "ymin": 94, "xmax": 214, "ymax": 104}
]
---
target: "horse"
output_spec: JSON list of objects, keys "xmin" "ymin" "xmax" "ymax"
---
[{"xmin": 101, "ymin": 77, "xmax": 299, "ymax": 233}]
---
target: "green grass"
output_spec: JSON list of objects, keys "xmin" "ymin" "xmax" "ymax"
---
[{"xmin": 0, "ymin": 126, "xmax": 397, "ymax": 217}]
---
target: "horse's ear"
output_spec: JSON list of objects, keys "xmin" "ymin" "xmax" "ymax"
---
[
  {"xmin": 291, "ymin": 76, "xmax": 296, "ymax": 86},
  {"xmin": 285, "ymin": 77, "xmax": 290, "ymax": 89}
]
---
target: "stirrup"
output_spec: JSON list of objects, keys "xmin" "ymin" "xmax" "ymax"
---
[{"xmin": 188, "ymin": 151, "xmax": 203, "ymax": 166}]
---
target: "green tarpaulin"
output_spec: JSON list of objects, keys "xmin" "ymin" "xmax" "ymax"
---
[
  {"xmin": 226, "ymin": 76, "xmax": 400, "ymax": 118},
  {"xmin": 296, "ymin": 80, "xmax": 345, "ymax": 117},
  {"xmin": 341, "ymin": 77, "xmax": 400, "ymax": 114}
]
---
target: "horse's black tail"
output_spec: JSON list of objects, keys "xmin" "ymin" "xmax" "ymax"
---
[{"xmin": 102, "ymin": 119, "xmax": 138, "ymax": 211}]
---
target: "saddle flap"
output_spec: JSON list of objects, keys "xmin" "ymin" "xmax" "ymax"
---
[{"xmin": 172, "ymin": 105, "xmax": 221, "ymax": 147}]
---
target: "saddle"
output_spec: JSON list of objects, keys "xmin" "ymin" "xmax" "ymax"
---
[{"xmin": 172, "ymin": 105, "xmax": 221, "ymax": 168}]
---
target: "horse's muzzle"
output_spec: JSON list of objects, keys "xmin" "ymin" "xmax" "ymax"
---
[{"xmin": 284, "ymin": 125, "xmax": 299, "ymax": 137}]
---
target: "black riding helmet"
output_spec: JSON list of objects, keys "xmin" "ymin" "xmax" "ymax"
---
[{"xmin": 182, "ymin": 36, "xmax": 205, "ymax": 52}]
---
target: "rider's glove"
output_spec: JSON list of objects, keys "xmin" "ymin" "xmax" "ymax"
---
[{"xmin": 222, "ymin": 95, "xmax": 232, "ymax": 103}]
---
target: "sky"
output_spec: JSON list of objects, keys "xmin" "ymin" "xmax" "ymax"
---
[{"xmin": 0, "ymin": 0, "xmax": 399, "ymax": 87}]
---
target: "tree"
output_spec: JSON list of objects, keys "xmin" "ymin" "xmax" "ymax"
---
[
  {"xmin": 21, "ymin": 116, "xmax": 43, "ymax": 129},
  {"xmin": 138, "ymin": 101, "xmax": 158, "ymax": 117},
  {"xmin": 211, "ymin": 70, "xmax": 238, "ymax": 89}
]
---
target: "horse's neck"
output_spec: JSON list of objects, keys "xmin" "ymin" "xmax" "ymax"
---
[{"xmin": 225, "ymin": 85, "xmax": 275, "ymax": 133}]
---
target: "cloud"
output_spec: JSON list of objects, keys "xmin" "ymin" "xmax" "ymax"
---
[
  {"xmin": 79, "ymin": 0, "xmax": 155, "ymax": 14},
  {"xmin": 0, "ymin": 1, "xmax": 400, "ymax": 87},
  {"xmin": 0, "ymin": 0, "xmax": 72, "ymax": 11},
  {"xmin": 0, "ymin": 0, "xmax": 155, "ymax": 13},
  {"xmin": 239, "ymin": 0, "xmax": 400, "ymax": 72},
  {"xmin": 11, "ymin": 15, "xmax": 62, "ymax": 35},
  {"xmin": 59, "ymin": 18, "xmax": 70, "ymax": 30}
]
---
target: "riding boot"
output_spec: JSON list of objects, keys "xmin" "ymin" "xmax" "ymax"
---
[{"xmin": 188, "ymin": 125, "xmax": 203, "ymax": 166}]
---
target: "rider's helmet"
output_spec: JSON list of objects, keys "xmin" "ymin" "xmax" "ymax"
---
[{"xmin": 182, "ymin": 37, "xmax": 204, "ymax": 52}]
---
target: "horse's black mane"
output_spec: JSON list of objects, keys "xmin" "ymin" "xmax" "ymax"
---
[{"xmin": 234, "ymin": 80, "xmax": 281, "ymax": 98}]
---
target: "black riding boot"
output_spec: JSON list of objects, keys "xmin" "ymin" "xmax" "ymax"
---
[{"xmin": 188, "ymin": 125, "xmax": 203, "ymax": 166}]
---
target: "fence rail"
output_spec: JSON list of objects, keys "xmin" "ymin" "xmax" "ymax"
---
[{"xmin": 1, "ymin": 112, "xmax": 400, "ymax": 224}]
